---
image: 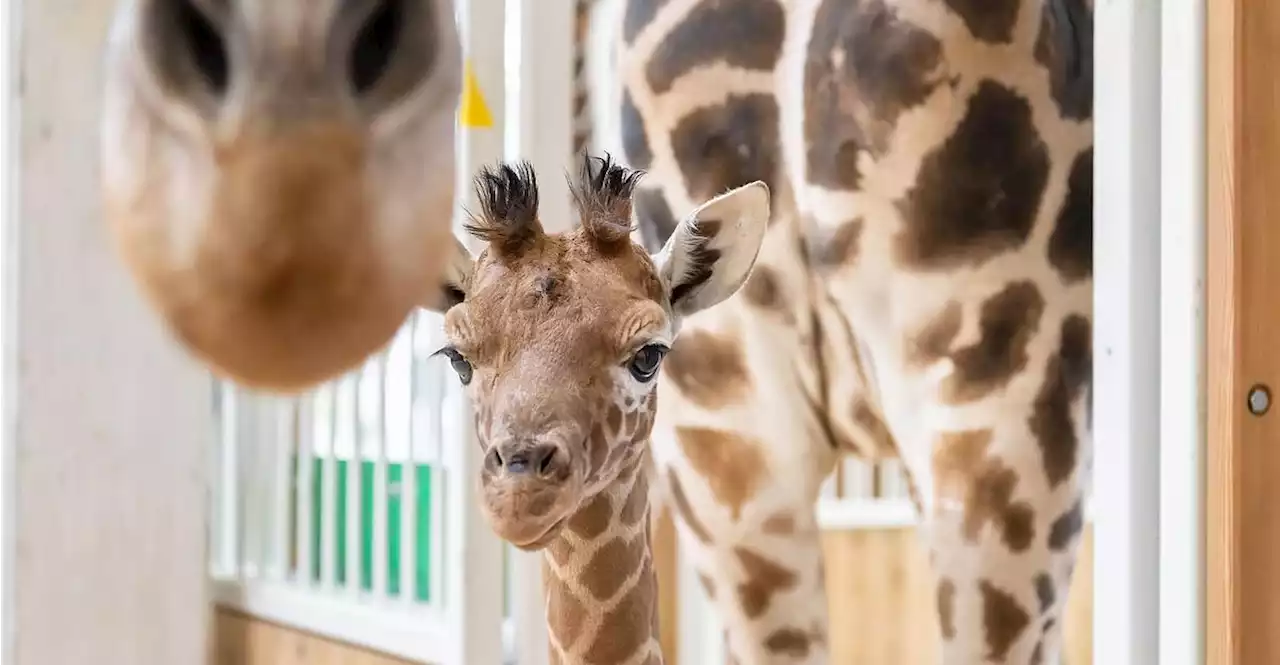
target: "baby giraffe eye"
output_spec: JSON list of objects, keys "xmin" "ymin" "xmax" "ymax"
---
[
  {"xmin": 628, "ymin": 344, "xmax": 669, "ymax": 382},
  {"xmin": 434, "ymin": 347, "xmax": 474, "ymax": 385}
]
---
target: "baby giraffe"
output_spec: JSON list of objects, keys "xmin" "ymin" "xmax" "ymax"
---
[{"xmin": 421, "ymin": 154, "xmax": 769, "ymax": 665}]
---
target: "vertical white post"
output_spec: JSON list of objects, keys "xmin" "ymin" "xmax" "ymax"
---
[
  {"xmin": 321, "ymin": 384, "xmax": 340, "ymax": 589},
  {"xmin": 5, "ymin": 2, "xmax": 211, "ymax": 663},
  {"xmin": 397, "ymin": 321, "xmax": 418, "ymax": 606},
  {"xmin": 372, "ymin": 354, "xmax": 390, "ymax": 599},
  {"xmin": 508, "ymin": 0, "xmax": 575, "ymax": 661},
  {"xmin": 272, "ymin": 397, "xmax": 296, "ymax": 578},
  {"xmin": 296, "ymin": 392, "xmax": 316, "ymax": 583},
  {"xmin": 1093, "ymin": 0, "xmax": 1162, "ymax": 663},
  {"xmin": 452, "ymin": 0, "xmax": 508, "ymax": 660},
  {"xmin": 0, "ymin": 0, "xmax": 13, "ymax": 653},
  {"xmin": 1158, "ymin": 0, "xmax": 1205, "ymax": 662},
  {"xmin": 346, "ymin": 373, "xmax": 363, "ymax": 595}
]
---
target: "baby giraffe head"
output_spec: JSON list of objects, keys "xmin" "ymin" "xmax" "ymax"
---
[
  {"xmin": 100, "ymin": 0, "xmax": 461, "ymax": 391},
  {"xmin": 422, "ymin": 155, "xmax": 769, "ymax": 550}
]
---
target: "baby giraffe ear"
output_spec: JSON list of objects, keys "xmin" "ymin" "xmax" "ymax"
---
[
  {"xmin": 421, "ymin": 234, "xmax": 476, "ymax": 313},
  {"xmin": 652, "ymin": 181, "xmax": 770, "ymax": 316}
]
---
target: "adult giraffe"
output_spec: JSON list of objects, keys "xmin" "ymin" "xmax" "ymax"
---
[
  {"xmin": 609, "ymin": 0, "xmax": 1093, "ymax": 663},
  {"xmin": 100, "ymin": 0, "xmax": 464, "ymax": 390}
]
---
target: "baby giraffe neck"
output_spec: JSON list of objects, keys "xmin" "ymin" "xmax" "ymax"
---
[{"xmin": 542, "ymin": 456, "xmax": 662, "ymax": 665}]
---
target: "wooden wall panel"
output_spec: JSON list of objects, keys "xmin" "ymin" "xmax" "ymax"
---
[
  {"xmin": 1206, "ymin": 0, "xmax": 1280, "ymax": 661},
  {"xmin": 820, "ymin": 527, "xmax": 1093, "ymax": 665},
  {"xmin": 653, "ymin": 525, "xmax": 1093, "ymax": 665},
  {"xmin": 212, "ymin": 610, "xmax": 419, "ymax": 665}
]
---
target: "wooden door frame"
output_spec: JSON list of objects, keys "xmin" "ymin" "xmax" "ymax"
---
[{"xmin": 1206, "ymin": 0, "xmax": 1280, "ymax": 662}]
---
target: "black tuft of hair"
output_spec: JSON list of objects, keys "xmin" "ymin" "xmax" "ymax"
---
[
  {"xmin": 463, "ymin": 160, "xmax": 543, "ymax": 256},
  {"xmin": 569, "ymin": 152, "xmax": 644, "ymax": 246}
]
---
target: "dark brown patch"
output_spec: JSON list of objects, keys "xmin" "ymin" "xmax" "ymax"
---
[
  {"xmin": 895, "ymin": 81, "xmax": 1050, "ymax": 270},
  {"xmin": 582, "ymin": 537, "xmax": 645, "ymax": 600},
  {"xmin": 645, "ymin": 0, "xmax": 785, "ymax": 95},
  {"xmin": 734, "ymin": 546, "xmax": 799, "ymax": 618},
  {"xmin": 664, "ymin": 329, "xmax": 752, "ymax": 409},
  {"xmin": 932, "ymin": 429, "xmax": 1036, "ymax": 552},
  {"xmin": 809, "ymin": 218, "xmax": 864, "ymax": 269},
  {"xmin": 1030, "ymin": 315, "xmax": 1092, "ymax": 487},
  {"xmin": 677, "ymin": 427, "xmax": 769, "ymax": 520},
  {"xmin": 634, "ymin": 187, "xmax": 678, "ymax": 253},
  {"xmin": 804, "ymin": 0, "xmax": 943, "ymax": 190},
  {"xmin": 762, "ymin": 512, "xmax": 797, "ymax": 535},
  {"xmin": 547, "ymin": 538, "xmax": 573, "ymax": 568},
  {"xmin": 908, "ymin": 302, "xmax": 963, "ymax": 365},
  {"xmin": 622, "ymin": 0, "xmax": 671, "ymax": 44},
  {"xmin": 765, "ymin": 628, "xmax": 811, "ymax": 657},
  {"xmin": 546, "ymin": 579, "xmax": 588, "ymax": 650},
  {"xmin": 620, "ymin": 89, "xmax": 653, "ymax": 171},
  {"xmin": 852, "ymin": 398, "xmax": 897, "ymax": 453},
  {"xmin": 670, "ymin": 94, "xmax": 781, "ymax": 203},
  {"xmin": 666, "ymin": 468, "xmax": 713, "ymax": 543},
  {"xmin": 980, "ymin": 580, "xmax": 1031, "ymax": 660},
  {"xmin": 942, "ymin": 0, "xmax": 1021, "ymax": 43},
  {"xmin": 943, "ymin": 281, "xmax": 1045, "ymax": 403},
  {"xmin": 568, "ymin": 491, "xmax": 614, "ymax": 539},
  {"xmin": 1048, "ymin": 499, "xmax": 1084, "ymax": 550},
  {"xmin": 1035, "ymin": 572, "xmax": 1056, "ymax": 614},
  {"xmin": 740, "ymin": 265, "xmax": 786, "ymax": 314},
  {"xmin": 1035, "ymin": 0, "xmax": 1094, "ymax": 120},
  {"xmin": 583, "ymin": 571, "xmax": 654, "ymax": 662},
  {"xmin": 937, "ymin": 577, "xmax": 957, "ymax": 639},
  {"xmin": 1048, "ymin": 148, "xmax": 1093, "ymax": 282}
]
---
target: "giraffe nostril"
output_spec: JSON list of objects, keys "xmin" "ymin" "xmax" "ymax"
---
[{"xmin": 484, "ymin": 448, "xmax": 503, "ymax": 473}]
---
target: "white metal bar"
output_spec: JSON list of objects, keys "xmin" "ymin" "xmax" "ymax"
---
[
  {"xmin": 320, "ymin": 384, "xmax": 340, "ymax": 589},
  {"xmin": 1158, "ymin": 0, "xmax": 1205, "ymax": 662},
  {"xmin": 220, "ymin": 383, "xmax": 241, "ymax": 578},
  {"xmin": 372, "ymin": 354, "xmax": 390, "ymax": 599},
  {"xmin": 816, "ymin": 498, "xmax": 917, "ymax": 531},
  {"xmin": 346, "ymin": 372, "xmax": 363, "ymax": 595},
  {"xmin": 272, "ymin": 398, "xmax": 297, "ymax": 578},
  {"xmin": 424, "ymin": 321, "xmax": 447, "ymax": 610},
  {"xmin": 452, "ymin": 0, "xmax": 509, "ymax": 657},
  {"xmin": 1093, "ymin": 0, "xmax": 1163, "ymax": 662},
  {"xmin": 210, "ymin": 579, "xmax": 455, "ymax": 664},
  {"xmin": 400, "ymin": 317, "xmax": 419, "ymax": 606},
  {"xmin": 0, "ymin": 0, "xmax": 13, "ymax": 653},
  {"xmin": 295, "ymin": 391, "xmax": 316, "ymax": 584}
]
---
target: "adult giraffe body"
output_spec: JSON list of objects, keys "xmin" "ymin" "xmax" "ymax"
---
[
  {"xmin": 100, "ymin": 0, "xmax": 463, "ymax": 391},
  {"xmin": 611, "ymin": 0, "xmax": 1093, "ymax": 663}
]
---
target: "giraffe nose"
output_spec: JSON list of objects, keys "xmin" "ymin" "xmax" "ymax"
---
[{"xmin": 489, "ymin": 442, "xmax": 563, "ymax": 478}]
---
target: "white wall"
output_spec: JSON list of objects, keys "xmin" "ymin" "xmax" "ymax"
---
[{"xmin": 3, "ymin": 2, "xmax": 212, "ymax": 664}]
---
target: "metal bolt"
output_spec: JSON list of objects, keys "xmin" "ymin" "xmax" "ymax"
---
[{"xmin": 1248, "ymin": 384, "xmax": 1271, "ymax": 416}]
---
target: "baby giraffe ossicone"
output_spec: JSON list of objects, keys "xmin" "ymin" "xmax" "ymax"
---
[{"xmin": 421, "ymin": 155, "xmax": 769, "ymax": 665}]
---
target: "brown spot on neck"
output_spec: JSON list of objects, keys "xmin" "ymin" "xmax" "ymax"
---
[
  {"xmin": 895, "ymin": 81, "xmax": 1050, "ymax": 271},
  {"xmin": 734, "ymin": 546, "xmax": 799, "ymax": 618},
  {"xmin": 664, "ymin": 329, "xmax": 753, "ymax": 409},
  {"xmin": 979, "ymin": 580, "xmax": 1031, "ymax": 660},
  {"xmin": 1030, "ymin": 314, "xmax": 1092, "ymax": 488},
  {"xmin": 675, "ymin": 427, "xmax": 769, "ymax": 520},
  {"xmin": 933, "ymin": 429, "xmax": 1036, "ymax": 552}
]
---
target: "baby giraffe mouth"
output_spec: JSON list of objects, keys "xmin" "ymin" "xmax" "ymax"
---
[{"xmin": 511, "ymin": 514, "xmax": 568, "ymax": 552}]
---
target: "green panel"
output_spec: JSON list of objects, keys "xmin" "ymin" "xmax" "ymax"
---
[{"xmin": 305, "ymin": 456, "xmax": 433, "ymax": 602}]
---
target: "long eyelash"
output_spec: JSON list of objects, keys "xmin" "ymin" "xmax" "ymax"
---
[{"xmin": 431, "ymin": 346, "xmax": 462, "ymax": 361}]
